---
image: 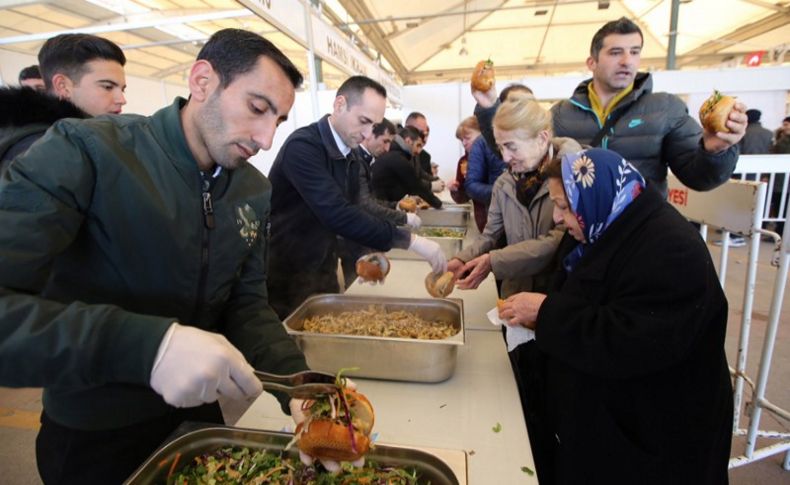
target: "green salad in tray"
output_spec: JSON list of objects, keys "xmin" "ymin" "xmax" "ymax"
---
[{"xmin": 167, "ymin": 445, "xmax": 423, "ymax": 484}]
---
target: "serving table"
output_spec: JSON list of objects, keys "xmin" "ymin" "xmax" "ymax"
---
[{"xmin": 237, "ymin": 254, "xmax": 537, "ymax": 483}]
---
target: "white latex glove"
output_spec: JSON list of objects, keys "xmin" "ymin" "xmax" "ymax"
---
[
  {"xmin": 150, "ymin": 323, "xmax": 262, "ymax": 408},
  {"xmin": 405, "ymin": 212, "xmax": 422, "ymax": 230},
  {"xmin": 290, "ymin": 398, "xmax": 307, "ymax": 426},
  {"xmin": 409, "ymin": 235, "xmax": 447, "ymax": 274},
  {"xmin": 431, "ymin": 180, "xmax": 446, "ymax": 193},
  {"xmin": 355, "ymin": 276, "xmax": 382, "ymax": 286}
]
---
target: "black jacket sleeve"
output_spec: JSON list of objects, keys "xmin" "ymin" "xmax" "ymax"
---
[
  {"xmin": 357, "ymin": 161, "xmax": 407, "ymax": 225},
  {"xmin": 0, "ymin": 125, "xmax": 171, "ymax": 389},
  {"xmin": 397, "ymin": 157, "xmax": 442, "ymax": 209},
  {"xmin": 280, "ymin": 139, "xmax": 411, "ymax": 250},
  {"xmin": 474, "ymin": 102, "xmax": 501, "ymax": 153}
]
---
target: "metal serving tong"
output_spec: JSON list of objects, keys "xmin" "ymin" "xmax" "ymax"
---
[{"xmin": 253, "ymin": 370, "xmax": 338, "ymax": 398}]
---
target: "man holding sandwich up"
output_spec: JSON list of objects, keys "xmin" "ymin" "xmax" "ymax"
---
[{"xmin": 550, "ymin": 17, "xmax": 747, "ymax": 195}]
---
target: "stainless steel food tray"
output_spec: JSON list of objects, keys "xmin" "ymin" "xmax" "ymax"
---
[
  {"xmin": 417, "ymin": 205, "xmax": 470, "ymax": 227},
  {"xmin": 284, "ymin": 294, "xmax": 464, "ymax": 383},
  {"xmin": 388, "ymin": 226, "xmax": 466, "ymax": 260},
  {"xmin": 125, "ymin": 425, "xmax": 466, "ymax": 485}
]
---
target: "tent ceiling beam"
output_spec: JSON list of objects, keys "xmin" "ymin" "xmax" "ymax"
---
[
  {"xmin": 410, "ymin": 0, "xmax": 507, "ymax": 72},
  {"xmin": 679, "ymin": 10, "xmax": 789, "ymax": 65},
  {"xmin": 337, "ymin": 0, "xmax": 409, "ymax": 80},
  {"xmin": 534, "ymin": 1, "xmax": 558, "ymax": 67},
  {"xmin": 619, "ymin": 0, "xmax": 666, "ymax": 52},
  {"xmin": 741, "ymin": 0, "xmax": 787, "ymax": 12},
  {"xmin": 149, "ymin": 42, "xmax": 304, "ymax": 79},
  {"xmin": 100, "ymin": 9, "xmax": 234, "ymax": 25},
  {"xmin": 0, "ymin": 0, "xmax": 40, "ymax": 7},
  {"xmin": 339, "ymin": 0, "xmax": 613, "ymax": 28},
  {"xmin": 122, "ymin": 30, "xmax": 278, "ymax": 50},
  {"xmin": 472, "ymin": 18, "xmax": 619, "ymax": 32},
  {"xmin": 382, "ymin": 0, "xmax": 469, "ymax": 42},
  {"xmin": 0, "ymin": 8, "xmax": 252, "ymax": 46}
]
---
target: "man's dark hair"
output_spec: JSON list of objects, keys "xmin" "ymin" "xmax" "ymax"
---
[
  {"xmin": 499, "ymin": 84, "xmax": 533, "ymax": 103},
  {"xmin": 399, "ymin": 126, "xmax": 422, "ymax": 141},
  {"xmin": 405, "ymin": 112, "xmax": 425, "ymax": 125},
  {"xmin": 38, "ymin": 34, "xmax": 126, "ymax": 90},
  {"xmin": 18, "ymin": 65, "xmax": 42, "ymax": 83},
  {"xmin": 590, "ymin": 17, "xmax": 643, "ymax": 60},
  {"xmin": 336, "ymin": 75, "xmax": 386, "ymax": 106},
  {"xmin": 198, "ymin": 29, "xmax": 303, "ymax": 89},
  {"xmin": 784, "ymin": 116, "xmax": 790, "ymax": 124},
  {"xmin": 746, "ymin": 109, "xmax": 761, "ymax": 124},
  {"xmin": 372, "ymin": 118, "xmax": 396, "ymax": 137}
]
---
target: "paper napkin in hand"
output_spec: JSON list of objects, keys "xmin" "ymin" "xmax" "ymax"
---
[{"xmin": 486, "ymin": 307, "xmax": 535, "ymax": 352}]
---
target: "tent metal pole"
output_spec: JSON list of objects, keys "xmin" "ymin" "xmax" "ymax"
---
[
  {"xmin": 304, "ymin": 1, "xmax": 320, "ymax": 119},
  {"xmin": 666, "ymin": 0, "xmax": 680, "ymax": 69}
]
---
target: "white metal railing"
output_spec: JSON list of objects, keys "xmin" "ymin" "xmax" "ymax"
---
[
  {"xmin": 734, "ymin": 154, "xmax": 790, "ymax": 225},
  {"xmin": 666, "ymin": 173, "xmax": 790, "ymax": 472}
]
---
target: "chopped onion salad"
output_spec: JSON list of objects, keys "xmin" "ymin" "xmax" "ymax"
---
[
  {"xmin": 303, "ymin": 307, "xmax": 456, "ymax": 340},
  {"xmin": 166, "ymin": 446, "xmax": 422, "ymax": 484}
]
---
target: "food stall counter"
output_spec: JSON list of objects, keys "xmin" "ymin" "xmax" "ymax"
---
[{"xmin": 236, "ymin": 329, "xmax": 537, "ymax": 484}]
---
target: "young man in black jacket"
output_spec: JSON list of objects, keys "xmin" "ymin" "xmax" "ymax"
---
[
  {"xmin": 0, "ymin": 33, "xmax": 127, "ymax": 171},
  {"xmin": 268, "ymin": 77, "xmax": 447, "ymax": 319},
  {"xmin": 18, "ymin": 65, "xmax": 45, "ymax": 91},
  {"xmin": 357, "ymin": 118, "xmax": 420, "ymax": 227}
]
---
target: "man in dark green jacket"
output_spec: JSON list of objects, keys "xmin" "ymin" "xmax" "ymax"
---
[{"xmin": 0, "ymin": 29, "xmax": 308, "ymax": 483}]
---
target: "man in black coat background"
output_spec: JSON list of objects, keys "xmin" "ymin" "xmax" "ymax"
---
[{"xmin": 371, "ymin": 126, "xmax": 443, "ymax": 209}]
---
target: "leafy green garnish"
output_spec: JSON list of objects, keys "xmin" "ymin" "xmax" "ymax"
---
[
  {"xmin": 334, "ymin": 367, "xmax": 360, "ymax": 388},
  {"xmin": 492, "ymin": 422, "xmax": 502, "ymax": 433},
  {"xmin": 521, "ymin": 465, "xmax": 535, "ymax": 475}
]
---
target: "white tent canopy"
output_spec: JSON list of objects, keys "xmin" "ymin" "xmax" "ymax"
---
[
  {"xmin": 339, "ymin": 0, "xmax": 790, "ymax": 82},
  {"xmin": 0, "ymin": 0, "xmax": 787, "ymax": 89}
]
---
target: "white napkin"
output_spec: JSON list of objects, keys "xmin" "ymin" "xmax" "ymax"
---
[{"xmin": 486, "ymin": 307, "xmax": 535, "ymax": 352}]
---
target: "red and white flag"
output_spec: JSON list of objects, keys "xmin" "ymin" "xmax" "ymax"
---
[{"xmin": 743, "ymin": 51, "xmax": 766, "ymax": 67}]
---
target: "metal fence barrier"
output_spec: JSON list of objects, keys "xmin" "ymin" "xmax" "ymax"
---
[
  {"xmin": 734, "ymin": 154, "xmax": 790, "ymax": 226},
  {"xmin": 667, "ymin": 167, "xmax": 790, "ymax": 471}
]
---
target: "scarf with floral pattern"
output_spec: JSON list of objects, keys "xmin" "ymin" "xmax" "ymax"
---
[{"xmin": 561, "ymin": 148, "xmax": 645, "ymax": 272}]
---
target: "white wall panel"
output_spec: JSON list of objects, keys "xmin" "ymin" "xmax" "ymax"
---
[{"xmin": 400, "ymin": 82, "xmax": 469, "ymax": 182}]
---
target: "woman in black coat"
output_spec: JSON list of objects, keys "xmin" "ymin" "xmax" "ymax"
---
[{"xmin": 500, "ymin": 148, "xmax": 733, "ymax": 484}]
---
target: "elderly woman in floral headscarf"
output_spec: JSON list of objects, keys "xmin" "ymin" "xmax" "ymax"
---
[{"xmin": 500, "ymin": 148, "xmax": 733, "ymax": 484}]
